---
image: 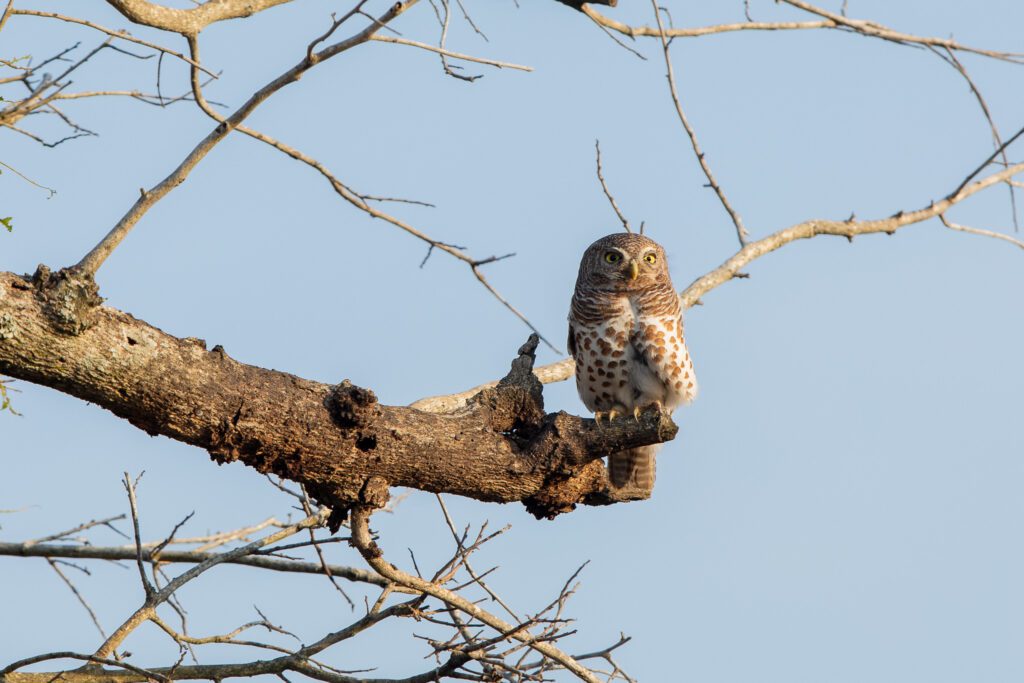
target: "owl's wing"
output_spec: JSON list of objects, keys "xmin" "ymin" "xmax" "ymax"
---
[{"xmin": 566, "ymin": 321, "xmax": 577, "ymax": 359}]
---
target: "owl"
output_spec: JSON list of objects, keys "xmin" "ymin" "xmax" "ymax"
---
[{"xmin": 568, "ymin": 233, "xmax": 697, "ymax": 490}]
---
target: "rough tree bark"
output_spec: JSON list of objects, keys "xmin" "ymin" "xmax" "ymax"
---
[{"xmin": 0, "ymin": 268, "xmax": 677, "ymax": 521}]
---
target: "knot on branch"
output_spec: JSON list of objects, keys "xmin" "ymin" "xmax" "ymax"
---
[
  {"xmin": 473, "ymin": 334, "xmax": 546, "ymax": 439},
  {"xmin": 465, "ymin": 335, "xmax": 680, "ymax": 519},
  {"xmin": 31, "ymin": 264, "xmax": 103, "ymax": 335},
  {"xmin": 327, "ymin": 380, "xmax": 380, "ymax": 429},
  {"xmin": 523, "ymin": 405, "xmax": 678, "ymax": 519},
  {"xmin": 360, "ymin": 475, "xmax": 390, "ymax": 509}
]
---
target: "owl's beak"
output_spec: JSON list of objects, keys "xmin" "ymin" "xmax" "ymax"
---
[{"xmin": 627, "ymin": 260, "xmax": 639, "ymax": 281}]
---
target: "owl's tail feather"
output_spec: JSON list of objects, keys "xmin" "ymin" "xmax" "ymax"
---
[{"xmin": 608, "ymin": 445, "xmax": 656, "ymax": 490}]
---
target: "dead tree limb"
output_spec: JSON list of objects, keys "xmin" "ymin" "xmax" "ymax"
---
[{"xmin": 0, "ymin": 274, "xmax": 676, "ymax": 519}]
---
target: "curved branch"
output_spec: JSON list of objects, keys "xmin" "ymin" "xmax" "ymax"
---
[
  {"xmin": 181, "ymin": 36, "xmax": 555, "ymax": 352},
  {"xmin": 582, "ymin": 2, "xmax": 1024, "ymax": 63},
  {"xmin": 0, "ymin": 277, "xmax": 676, "ymax": 518},
  {"xmin": 679, "ymin": 160, "xmax": 1024, "ymax": 307},
  {"xmin": 104, "ymin": 0, "xmax": 295, "ymax": 36},
  {"xmin": 413, "ymin": 159, "xmax": 1024, "ymax": 406},
  {"xmin": 649, "ymin": 0, "xmax": 749, "ymax": 246},
  {"xmin": 74, "ymin": 1, "xmax": 417, "ymax": 277}
]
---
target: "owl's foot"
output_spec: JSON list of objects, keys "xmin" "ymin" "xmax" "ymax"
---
[
  {"xmin": 593, "ymin": 409, "xmax": 621, "ymax": 428},
  {"xmin": 634, "ymin": 401, "xmax": 666, "ymax": 421}
]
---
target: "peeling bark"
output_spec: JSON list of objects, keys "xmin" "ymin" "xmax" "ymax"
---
[{"xmin": 0, "ymin": 269, "xmax": 677, "ymax": 519}]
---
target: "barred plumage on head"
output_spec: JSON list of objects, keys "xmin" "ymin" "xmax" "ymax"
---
[{"xmin": 568, "ymin": 233, "xmax": 697, "ymax": 490}]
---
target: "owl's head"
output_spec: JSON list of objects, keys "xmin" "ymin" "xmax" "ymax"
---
[{"xmin": 577, "ymin": 233, "xmax": 670, "ymax": 291}]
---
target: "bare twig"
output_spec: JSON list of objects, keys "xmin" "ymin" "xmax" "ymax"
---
[
  {"xmin": 26, "ymin": 514, "xmax": 126, "ymax": 546},
  {"xmin": 123, "ymin": 472, "xmax": 156, "ymax": 598},
  {"xmin": 9, "ymin": 10, "xmax": 216, "ymax": 76},
  {"xmin": 0, "ymin": 541, "xmax": 389, "ymax": 586},
  {"xmin": 179, "ymin": 33, "xmax": 554, "ymax": 351},
  {"xmin": 350, "ymin": 506, "xmax": 603, "ymax": 683},
  {"xmin": 370, "ymin": 33, "xmax": 532, "ymax": 72},
  {"xmin": 73, "ymin": 1, "xmax": 418, "ymax": 277},
  {"xmin": 436, "ymin": 495, "xmax": 521, "ymax": 621},
  {"xmin": 581, "ymin": 2, "xmax": 1024, "ymax": 63},
  {"xmin": 298, "ymin": 486, "xmax": 355, "ymax": 609},
  {"xmin": 412, "ymin": 153, "xmax": 1024, "ymax": 408},
  {"xmin": 46, "ymin": 559, "xmax": 108, "ymax": 639},
  {"xmin": 0, "ymin": 160, "xmax": 56, "ymax": 196},
  {"xmin": 90, "ymin": 510, "xmax": 330, "ymax": 660},
  {"xmin": 650, "ymin": 0, "xmax": 749, "ymax": 246},
  {"xmin": 778, "ymin": 0, "xmax": 1024, "ymax": 62},
  {"xmin": 594, "ymin": 140, "xmax": 633, "ymax": 233},
  {"xmin": 940, "ymin": 214, "xmax": 1024, "ymax": 250}
]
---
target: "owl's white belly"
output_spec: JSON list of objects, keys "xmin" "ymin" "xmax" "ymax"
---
[{"xmin": 572, "ymin": 311, "xmax": 694, "ymax": 414}]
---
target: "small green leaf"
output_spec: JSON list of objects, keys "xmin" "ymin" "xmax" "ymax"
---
[
  {"xmin": 0, "ymin": 379, "xmax": 20, "ymax": 416},
  {"xmin": 0, "ymin": 217, "xmax": 11, "ymax": 232}
]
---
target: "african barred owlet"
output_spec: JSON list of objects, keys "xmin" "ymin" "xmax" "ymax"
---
[{"xmin": 568, "ymin": 233, "xmax": 697, "ymax": 490}]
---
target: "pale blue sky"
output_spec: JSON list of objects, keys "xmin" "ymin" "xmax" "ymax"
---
[{"xmin": 3, "ymin": 1, "xmax": 1023, "ymax": 681}]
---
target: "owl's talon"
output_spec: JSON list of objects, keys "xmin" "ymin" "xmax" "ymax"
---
[
  {"xmin": 608, "ymin": 409, "xmax": 620, "ymax": 422},
  {"xmin": 639, "ymin": 401, "xmax": 665, "ymax": 416},
  {"xmin": 633, "ymin": 406, "xmax": 642, "ymax": 422},
  {"xmin": 593, "ymin": 411, "xmax": 606, "ymax": 428}
]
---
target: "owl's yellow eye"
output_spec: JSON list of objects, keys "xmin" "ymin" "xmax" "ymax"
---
[
  {"xmin": 604, "ymin": 251, "xmax": 621, "ymax": 264},
  {"xmin": 644, "ymin": 253, "xmax": 657, "ymax": 264}
]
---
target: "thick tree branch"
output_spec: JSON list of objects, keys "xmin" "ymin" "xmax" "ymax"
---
[
  {"xmin": 0, "ymin": 278, "xmax": 676, "ymax": 518},
  {"xmin": 105, "ymin": 0, "xmax": 295, "ymax": 36}
]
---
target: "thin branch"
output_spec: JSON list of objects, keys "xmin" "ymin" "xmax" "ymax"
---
[
  {"xmin": 778, "ymin": 0, "xmax": 1024, "ymax": 62},
  {"xmin": 940, "ymin": 214, "xmax": 1024, "ymax": 250},
  {"xmin": 952, "ymin": 122, "xmax": 1024, "ymax": 198},
  {"xmin": 179, "ymin": 33, "xmax": 553, "ymax": 350},
  {"xmin": 0, "ymin": 0, "xmax": 14, "ymax": 34},
  {"xmin": 927, "ymin": 46, "xmax": 1019, "ymax": 231},
  {"xmin": 9, "ymin": 10, "xmax": 216, "ymax": 76},
  {"xmin": 412, "ymin": 154, "xmax": 1024, "ymax": 409},
  {"xmin": 0, "ymin": 541, "xmax": 389, "ymax": 586},
  {"xmin": 369, "ymin": 34, "xmax": 532, "ymax": 72},
  {"xmin": 26, "ymin": 514, "xmax": 126, "ymax": 546},
  {"xmin": 679, "ymin": 158, "xmax": 1024, "ymax": 307},
  {"xmin": 90, "ymin": 510, "xmax": 330, "ymax": 660},
  {"xmin": 594, "ymin": 140, "xmax": 633, "ymax": 233},
  {"xmin": 581, "ymin": 2, "xmax": 1024, "ymax": 63},
  {"xmin": 470, "ymin": 264, "xmax": 561, "ymax": 353},
  {"xmin": 650, "ymin": 0, "xmax": 749, "ymax": 246},
  {"xmin": 350, "ymin": 506, "xmax": 603, "ymax": 683},
  {"xmin": 0, "ymin": 159, "xmax": 56, "ymax": 196},
  {"xmin": 298, "ymin": 486, "xmax": 355, "ymax": 609},
  {"xmin": 436, "ymin": 495, "xmax": 520, "ymax": 621},
  {"xmin": 46, "ymin": 559, "xmax": 108, "ymax": 639},
  {"xmin": 73, "ymin": 1, "xmax": 418, "ymax": 277},
  {"xmin": 429, "ymin": 0, "xmax": 481, "ymax": 82},
  {"xmin": 123, "ymin": 472, "xmax": 156, "ymax": 599}
]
